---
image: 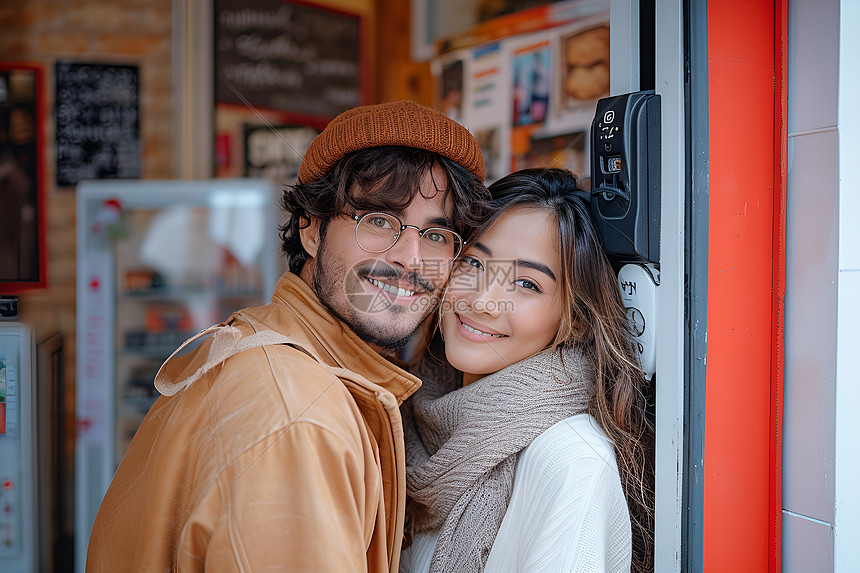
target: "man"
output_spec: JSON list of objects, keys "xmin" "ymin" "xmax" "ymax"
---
[{"xmin": 86, "ymin": 101, "xmax": 487, "ymax": 572}]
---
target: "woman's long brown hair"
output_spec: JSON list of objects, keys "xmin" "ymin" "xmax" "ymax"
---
[{"xmin": 479, "ymin": 167, "xmax": 655, "ymax": 572}]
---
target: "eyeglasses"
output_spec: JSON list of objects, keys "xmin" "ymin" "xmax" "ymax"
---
[{"xmin": 351, "ymin": 212, "xmax": 464, "ymax": 266}]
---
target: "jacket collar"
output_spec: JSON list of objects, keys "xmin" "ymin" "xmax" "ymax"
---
[{"xmin": 244, "ymin": 272, "xmax": 422, "ymax": 406}]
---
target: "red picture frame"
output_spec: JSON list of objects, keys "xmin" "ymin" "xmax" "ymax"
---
[{"xmin": 0, "ymin": 62, "xmax": 46, "ymax": 292}]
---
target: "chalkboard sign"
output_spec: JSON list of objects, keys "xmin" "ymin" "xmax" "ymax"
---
[
  {"xmin": 55, "ymin": 62, "xmax": 141, "ymax": 187},
  {"xmin": 215, "ymin": 0, "xmax": 363, "ymax": 120}
]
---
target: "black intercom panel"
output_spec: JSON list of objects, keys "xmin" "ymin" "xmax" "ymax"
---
[{"xmin": 590, "ymin": 91, "xmax": 661, "ymax": 264}]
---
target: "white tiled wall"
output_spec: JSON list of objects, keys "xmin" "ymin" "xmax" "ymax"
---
[
  {"xmin": 783, "ymin": 0, "xmax": 842, "ymax": 569},
  {"xmin": 782, "ymin": 132, "xmax": 838, "ymax": 524},
  {"xmin": 783, "ymin": 512, "xmax": 834, "ymax": 573},
  {"xmin": 787, "ymin": 0, "xmax": 839, "ymax": 134}
]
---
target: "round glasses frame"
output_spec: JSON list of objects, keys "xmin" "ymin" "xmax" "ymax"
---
[{"xmin": 351, "ymin": 212, "xmax": 465, "ymax": 266}]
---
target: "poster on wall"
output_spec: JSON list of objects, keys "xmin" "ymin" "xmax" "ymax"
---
[
  {"xmin": 511, "ymin": 39, "xmax": 552, "ymax": 127},
  {"xmin": 432, "ymin": 43, "xmax": 512, "ymax": 184},
  {"xmin": 54, "ymin": 62, "xmax": 141, "ymax": 187},
  {"xmin": 0, "ymin": 63, "xmax": 45, "ymax": 290},
  {"xmin": 438, "ymin": 59, "xmax": 465, "ymax": 123},
  {"xmin": 214, "ymin": 0, "xmax": 365, "ymax": 178},
  {"xmin": 511, "ymin": 128, "xmax": 587, "ymax": 176},
  {"xmin": 467, "ymin": 44, "xmax": 509, "ymax": 183},
  {"xmin": 550, "ymin": 16, "xmax": 610, "ymax": 129},
  {"xmin": 505, "ymin": 33, "xmax": 557, "ymax": 174},
  {"xmin": 243, "ymin": 123, "xmax": 318, "ymax": 182}
]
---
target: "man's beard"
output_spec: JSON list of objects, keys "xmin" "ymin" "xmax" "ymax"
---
[{"xmin": 311, "ymin": 240, "xmax": 437, "ymax": 351}]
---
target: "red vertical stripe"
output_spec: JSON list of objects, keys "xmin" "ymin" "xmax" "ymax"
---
[{"xmin": 705, "ymin": 0, "xmax": 780, "ymax": 570}]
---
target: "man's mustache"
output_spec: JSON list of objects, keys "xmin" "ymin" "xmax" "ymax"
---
[{"xmin": 353, "ymin": 260, "xmax": 437, "ymax": 296}]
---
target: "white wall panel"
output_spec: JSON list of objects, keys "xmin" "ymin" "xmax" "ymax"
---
[
  {"xmin": 783, "ymin": 131, "xmax": 838, "ymax": 524},
  {"xmin": 783, "ymin": 512, "xmax": 834, "ymax": 573},
  {"xmin": 787, "ymin": 0, "xmax": 839, "ymax": 135}
]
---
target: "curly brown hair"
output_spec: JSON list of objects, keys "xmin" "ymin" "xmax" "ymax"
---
[{"xmin": 280, "ymin": 145, "xmax": 490, "ymax": 274}]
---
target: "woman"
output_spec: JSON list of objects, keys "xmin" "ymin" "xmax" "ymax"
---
[{"xmin": 402, "ymin": 168, "xmax": 654, "ymax": 573}]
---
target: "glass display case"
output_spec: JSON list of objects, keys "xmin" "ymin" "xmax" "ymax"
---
[{"xmin": 74, "ymin": 179, "xmax": 282, "ymax": 571}]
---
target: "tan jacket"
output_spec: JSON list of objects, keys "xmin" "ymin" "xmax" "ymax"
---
[{"xmin": 86, "ymin": 272, "xmax": 421, "ymax": 572}]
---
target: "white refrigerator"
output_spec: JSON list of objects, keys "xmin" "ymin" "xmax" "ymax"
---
[
  {"xmin": 0, "ymin": 322, "xmax": 36, "ymax": 573},
  {"xmin": 74, "ymin": 179, "xmax": 282, "ymax": 572}
]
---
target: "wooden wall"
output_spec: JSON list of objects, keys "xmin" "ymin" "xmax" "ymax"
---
[{"xmin": 374, "ymin": 0, "xmax": 433, "ymax": 105}]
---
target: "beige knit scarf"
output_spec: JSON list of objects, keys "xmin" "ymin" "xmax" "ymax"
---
[{"xmin": 403, "ymin": 344, "xmax": 594, "ymax": 573}]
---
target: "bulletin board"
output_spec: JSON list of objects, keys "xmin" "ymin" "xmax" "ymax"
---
[{"xmin": 430, "ymin": 3, "xmax": 609, "ymax": 185}]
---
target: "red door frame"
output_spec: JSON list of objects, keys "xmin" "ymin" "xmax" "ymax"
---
[{"xmin": 705, "ymin": 0, "xmax": 787, "ymax": 570}]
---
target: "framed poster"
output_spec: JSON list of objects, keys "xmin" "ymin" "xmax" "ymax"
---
[
  {"xmin": 54, "ymin": 62, "xmax": 141, "ymax": 187},
  {"xmin": 550, "ymin": 17, "xmax": 610, "ymax": 130},
  {"xmin": 0, "ymin": 63, "xmax": 45, "ymax": 291}
]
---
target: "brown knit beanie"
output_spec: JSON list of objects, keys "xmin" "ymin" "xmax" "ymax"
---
[{"xmin": 297, "ymin": 100, "xmax": 485, "ymax": 183}]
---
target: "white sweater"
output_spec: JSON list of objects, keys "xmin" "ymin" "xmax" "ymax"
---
[{"xmin": 407, "ymin": 413, "xmax": 632, "ymax": 573}]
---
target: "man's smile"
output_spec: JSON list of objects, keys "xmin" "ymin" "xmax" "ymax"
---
[{"xmin": 366, "ymin": 277, "xmax": 421, "ymax": 298}]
